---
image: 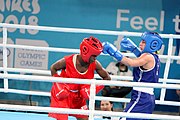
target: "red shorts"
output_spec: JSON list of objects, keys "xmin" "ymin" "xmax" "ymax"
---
[{"xmin": 48, "ymin": 89, "xmax": 88, "ymax": 120}]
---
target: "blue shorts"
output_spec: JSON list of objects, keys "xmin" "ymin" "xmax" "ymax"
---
[{"xmin": 121, "ymin": 90, "xmax": 155, "ymax": 120}]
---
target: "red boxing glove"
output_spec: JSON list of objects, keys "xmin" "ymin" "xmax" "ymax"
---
[
  {"xmin": 54, "ymin": 83, "xmax": 70, "ymax": 100},
  {"xmin": 53, "ymin": 73, "xmax": 70, "ymax": 100},
  {"xmin": 96, "ymin": 85, "xmax": 104, "ymax": 94},
  {"xmin": 80, "ymin": 85, "xmax": 104, "ymax": 100},
  {"xmin": 80, "ymin": 86, "xmax": 90, "ymax": 100}
]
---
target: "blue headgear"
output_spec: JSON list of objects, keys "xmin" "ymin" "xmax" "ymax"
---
[{"xmin": 141, "ymin": 32, "xmax": 163, "ymax": 53}]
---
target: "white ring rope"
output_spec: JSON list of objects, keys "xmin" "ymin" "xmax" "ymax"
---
[
  {"xmin": 0, "ymin": 73, "xmax": 180, "ymax": 90},
  {"xmin": 1, "ymin": 23, "xmax": 180, "ymax": 39},
  {"xmin": 0, "ymin": 23, "xmax": 180, "ymax": 119},
  {"xmin": 0, "ymin": 73, "xmax": 180, "ymax": 107},
  {"xmin": 0, "ymin": 67, "xmax": 180, "ymax": 84},
  {"xmin": 0, "ymin": 104, "xmax": 180, "ymax": 120},
  {"xmin": 0, "ymin": 44, "xmax": 180, "ymax": 60}
]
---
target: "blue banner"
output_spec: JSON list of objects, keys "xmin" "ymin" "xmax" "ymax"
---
[{"xmin": 0, "ymin": 0, "xmax": 179, "ymax": 112}]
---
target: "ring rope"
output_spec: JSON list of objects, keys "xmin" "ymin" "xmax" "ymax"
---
[
  {"xmin": 0, "ymin": 73, "xmax": 180, "ymax": 107},
  {"xmin": 0, "ymin": 67, "xmax": 180, "ymax": 84},
  {"xmin": 0, "ymin": 44, "xmax": 180, "ymax": 60},
  {"xmin": 1, "ymin": 23, "xmax": 180, "ymax": 39},
  {"xmin": 0, "ymin": 73, "xmax": 180, "ymax": 90},
  {"xmin": 0, "ymin": 104, "xmax": 180, "ymax": 120}
]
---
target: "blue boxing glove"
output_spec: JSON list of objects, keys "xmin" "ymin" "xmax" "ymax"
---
[
  {"xmin": 121, "ymin": 37, "xmax": 141, "ymax": 57},
  {"xmin": 102, "ymin": 42, "xmax": 123, "ymax": 61}
]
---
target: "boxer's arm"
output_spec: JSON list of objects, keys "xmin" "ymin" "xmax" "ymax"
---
[
  {"xmin": 95, "ymin": 60, "xmax": 111, "ymax": 80},
  {"xmin": 50, "ymin": 58, "xmax": 66, "ymax": 76},
  {"xmin": 80, "ymin": 61, "xmax": 111, "ymax": 100}
]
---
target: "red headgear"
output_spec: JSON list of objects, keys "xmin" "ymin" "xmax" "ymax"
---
[{"xmin": 80, "ymin": 36, "xmax": 103, "ymax": 63}]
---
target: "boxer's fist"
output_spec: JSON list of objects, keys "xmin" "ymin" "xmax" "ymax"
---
[
  {"xmin": 53, "ymin": 73, "xmax": 70, "ymax": 100},
  {"xmin": 121, "ymin": 37, "xmax": 141, "ymax": 57},
  {"xmin": 54, "ymin": 83, "xmax": 70, "ymax": 100},
  {"xmin": 80, "ymin": 85, "xmax": 104, "ymax": 100},
  {"xmin": 102, "ymin": 42, "xmax": 123, "ymax": 61}
]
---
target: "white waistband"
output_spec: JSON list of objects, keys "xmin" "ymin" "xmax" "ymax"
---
[
  {"xmin": 133, "ymin": 87, "xmax": 154, "ymax": 95},
  {"xmin": 70, "ymin": 90, "xmax": 79, "ymax": 92}
]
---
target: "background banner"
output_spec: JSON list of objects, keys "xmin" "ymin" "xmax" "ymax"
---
[{"xmin": 0, "ymin": 0, "xmax": 179, "ymax": 112}]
